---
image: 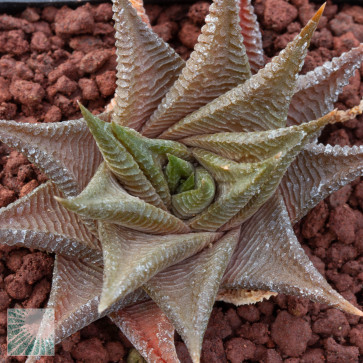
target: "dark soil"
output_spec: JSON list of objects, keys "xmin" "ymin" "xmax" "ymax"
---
[{"xmin": 0, "ymin": 0, "xmax": 362, "ymax": 362}]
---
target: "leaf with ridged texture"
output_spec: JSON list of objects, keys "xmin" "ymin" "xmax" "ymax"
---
[
  {"xmin": 110, "ymin": 300, "xmax": 180, "ymax": 363},
  {"xmin": 182, "ymin": 128, "xmax": 304, "ymax": 163},
  {"xmin": 145, "ymin": 228, "xmax": 240, "ymax": 363},
  {"xmin": 183, "ymin": 103, "xmax": 363, "ymax": 164},
  {"xmin": 217, "ymin": 288, "xmax": 277, "ymax": 305},
  {"xmin": 130, "ymin": 0, "xmax": 150, "ymax": 25},
  {"xmin": 141, "ymin": 0, "xmax": 251, "ymax": 138},
  {"xmin": 80, "ymin": 105, "xmax": 166, "ymax": 210},
  {"xmin": 0, "ymin": 182, "xmax": 102, "ymax": 263},
  {"xmin": 98, "ymin": 222, "xmax": 222, "ymax": 312},
  {"xmin": 0, "ymin": 118, "xmax": 102, "ymax": 197},
  {"xmin": 239, "ymin": 0, "xmax": 264, "ymax": 73},
  {"xmin": 220, "ymin": 103, "xmax": 363, "ymax": 231},
  {"xmin": 165, "ymin": 154, "xmax": 194, "ymax": 194},
  {"xmin": 111, "ymin": 0, "xmax": 184, "ymax": 131},
  {"xmin": 178, "ymin": 173, "xmax": 195, "ymax": 193},
  {"xmin": 160, "ymin": 6, "xmax": 324, "ymax": 140},
  {"xmin": 172, "ymin": 167, "xmax": 215, "ymax": 219},
  {"xmin": 281, "ymin": 143, "xmax": 363, "ymax": 225},
  {"xmin": 111, "ymin": 123, "xmax": 190, "ymax": 208},
  {"xmin": 222, "ymin": 192, "xmax": 363, "ymax": 316},
  {"xmin": 190, "ymin": 149, "xmax": 280, "ymax": 231},
  {"xmin": 288, "ymin": 44, "xmax": 363, "ymax": 126},
  {"xmin": 56, "ymin": 163, "xmax": 190, "ymax": 234},
  {"xmin": 41, "ymin": 256, "xmax": 148, "ymax": 344},
  {"xmin": 50, "ymin": 255, "xmax": 103, "ymax": 342}
]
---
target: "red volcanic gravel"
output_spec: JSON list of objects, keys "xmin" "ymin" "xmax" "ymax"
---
[{"xmin": 0, "ymin": 0, "xmax": 363, "ymax": 362}]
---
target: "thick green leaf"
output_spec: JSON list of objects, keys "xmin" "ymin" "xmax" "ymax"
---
[
  {"xmin": 80, "ymin": 105, "xmax": 167, "ymax": 210},
  {"xmin": 56, "ymin": 163, "xmax": 190, "ymax": 235},
  {"xmin": 172, "ymin": 167, "xmax": 215, "ymax": 219}
]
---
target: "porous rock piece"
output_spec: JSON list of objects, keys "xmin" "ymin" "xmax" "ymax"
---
[
  {"xmin": 324, "ymin": 337, "xmax": 359, "ymax": 363},
  {"xmin": 264, "ymin": 0, "xmax": 298, "ymax": 32},
  {"xmin": 329, "ymin": 204, "xmax": 357, "ymax": 244},
  {"xmin": 95, "ymin": 70, "xmax": 116, "ymax": 97},
  {"xmin": 301, "ymin": 201, "xmax": 329, "ymax": 239},
  {"xmin": 225, "ymin": 337, "xmax": 256, "ymax": 363},
  {"xmin": 271, "ymin": 310, "xmax": 312, "ymax": 357},
  {"xmin": 312, "ymin": 309, "xmax": 350, "ymax": 338},
  {"xmin": 55, "ymin": 6, "xmax": 95, "ymax": 36},
  {"xmin": 71, "ymin": 337, "xmax": 108, "ymax": 362},
  {"xmin": 9, "ymin": 79, "xmax": 44, "ymax": 107},
  {"xmin": 80, "ymin": 50, "xmax": 112, "ymax": 74}
]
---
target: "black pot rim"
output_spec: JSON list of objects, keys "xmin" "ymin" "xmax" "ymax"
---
[
  {"xmin": 0, "ymin": 0, "xmax": 362, "ymax": 17},
  {"xmin": 0, "ymin": 0, "xmax": 201, "ymax": 13}
]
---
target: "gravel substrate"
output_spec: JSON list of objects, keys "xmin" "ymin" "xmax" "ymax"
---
[{"xmin": 0, "ymin": 0, "xmax": 363, "ymax": 362}]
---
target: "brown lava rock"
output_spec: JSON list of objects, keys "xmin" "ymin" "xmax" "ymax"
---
[
  {"xmin": 263, "ymin": 0, "xmax": 298, "ymax": 32},
  {"xmin": 95, "ymin": 70, "xmax": 117, "ymax": 97},
  {"xmin": 9, "ymin": 79, "xmax": 45, "ymax": 107},
  {"xmin": 312, "ymin": 308, "xmax": 350, "ymax": 338},
  {"xmin": 201, "ymin": 337, "xmax": 227, "ymax": 363},
  {"xmin": 20, "ymin": 252, "xmax": 53, "ymax": 285},
  {"xmin": 302, "ymin": 200, "xmax": 329, "ymax": 239},
  {"xmin": 71, "ymin": 337, "xmax": 109, "ymax": 362},
  {"xmin": 225, "ymin": 337, "xmax": 256, "ymax": 363},
  {"xmin": 55, "ymin": 6, "xmax": 95, "ymax": 37},
  {"xmin": 271, "ymin": 311, "xmax": 312, "ymax": 357},
  {"xmin": 324, "ymin": 337, "xmax": 360, "ymax": 363}
]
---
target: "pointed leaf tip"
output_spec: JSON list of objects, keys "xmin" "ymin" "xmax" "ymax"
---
[
  {"xmin": 313, "ymin": 3, "xmax": 326, "ymax": 23},
  {"xmin": 98, "ymin": 222, "xmax": 221, "ymax": 311},
  {"xmin": 161, "ymin": 3, "xmax": 321, "ymax": 140},
  {"xmin": 141, "ymin": 0, "xmax": 251, "ymax": 138}
]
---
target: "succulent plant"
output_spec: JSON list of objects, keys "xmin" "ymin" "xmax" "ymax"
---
[{"xmin": 1, "ymin": 0, "xmax": 363, "ymax": 362}]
